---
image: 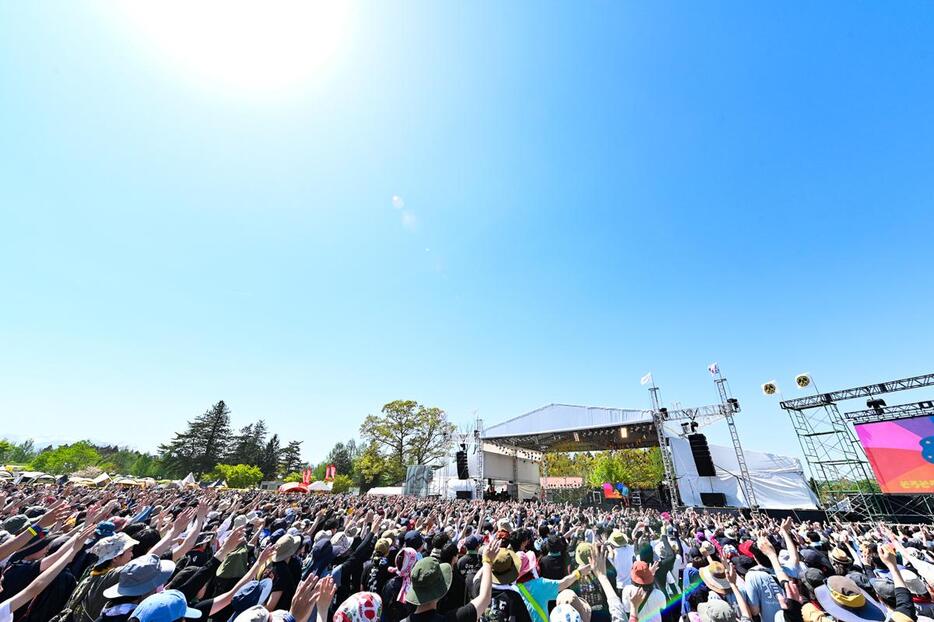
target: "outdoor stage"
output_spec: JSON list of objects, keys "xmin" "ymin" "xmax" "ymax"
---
[
  {"xmin": 412, "ymin": 369, "xmax": 934, "ymax": 522},
  {"xmin": 476, "ymin": 402, "xmax": 819, "ymax": 510}
]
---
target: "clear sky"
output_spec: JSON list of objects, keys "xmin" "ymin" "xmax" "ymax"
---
[{"xmin": 1, "ymin": 2, "xmax": 933, "ymax": 467}]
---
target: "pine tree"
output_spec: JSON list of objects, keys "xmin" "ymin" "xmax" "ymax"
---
[
  {"xmin": 260, "ymin": 433, "xmax": 281, "ymax": 479},
  {"xmin": 159, "ymin": 400, "xmax": 233, "ymax": 477},
  {"xmin": 227, "ymin": 423, "xmax": 257, "ymax": 465},
  {"xmin": 278, "ymin": 440, "xmax": 304, "ymax": 476}
]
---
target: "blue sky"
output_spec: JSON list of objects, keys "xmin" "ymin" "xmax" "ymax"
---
[{"xmin": 1, "ymin": 2, "xmax": 933, "ymax": 468}]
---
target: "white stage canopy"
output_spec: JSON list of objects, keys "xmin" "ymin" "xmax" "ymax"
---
[{"xmin": 670, "ymin": 436, "xmax": 819, "ymax": 510}]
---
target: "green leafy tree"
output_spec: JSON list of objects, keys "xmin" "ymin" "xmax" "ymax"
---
[
  {"xmin": 278, "ymin": 440, "xmax": 304, "ymax": 476},
  {"xmin": 331, "ymin": 474, "xmax": 353, "ymax": 494},
  {"xmin": 31, "ymin": 441, "xmax": 101, "ymax": 474},
  {"xmin": 158, "ymin": 400, "xmax": 233, "ymax": 477},
  {"xmin": 360, "ymin": 400, "xmax": 455, "ymax": 474},
  {"xmin": 0, "ymin": 439, "xmax": 37, "ymax": 465},
  {"xmin": 227, "ymin": 420, "xmax": 268, "ymax": 466},
  {"xmin": 353, "ymin": 441, "xmax": 402, "ymax": 491},
  {"xmin": 259, "ymin": 434, "xmax": 281, "ymax": 479},
  {"xmin": 326, "ymin": 440, "xmax": 359, "ymax": 480},
  {"xmin": 282, "ymin": 471, "xmax": 303, "ymax": 483},
  {"xmin": 210, "ymin": 463, "xmax": 263, "ymax": 489},
  {"xmin": 587, "ymin": 448, "xmax": 664, "ymax": 488}
]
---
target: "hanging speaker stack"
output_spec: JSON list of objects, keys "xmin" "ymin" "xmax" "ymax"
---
[{"xmin": 688, "ymin": 433, "xmax": 716, "ymax": 477}]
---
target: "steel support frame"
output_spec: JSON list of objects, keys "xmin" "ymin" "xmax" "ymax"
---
[{"xmin": 779, "ymin": 373, "xmax": 934, "ymax": 522}]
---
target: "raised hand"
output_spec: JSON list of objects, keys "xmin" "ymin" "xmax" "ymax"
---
[{"xmin": 289, "ymin": 574, "xmax": 320, "ymax": 622}]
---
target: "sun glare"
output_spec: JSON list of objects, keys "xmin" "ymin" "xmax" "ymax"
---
[{"xmin": 113, "ymin": 1, "xmax": 352, "ymax": 96}]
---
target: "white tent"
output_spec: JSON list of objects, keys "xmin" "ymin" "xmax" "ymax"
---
[
  {"xmin": 670, "ymin": 436, "xmax": 819, "ymax": 509},
  {"xmin": 367, "ymin": 486, "xmax": 403, "ymax": 496},
  {"xmin": 308, "ymin": 481, "xmax": 333, "ymax": 492}
]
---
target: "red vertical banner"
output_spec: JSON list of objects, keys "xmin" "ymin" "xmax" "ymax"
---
[
  {"xmin": 302, "ymin": 467, "xmax": 312, "ymax": 485},
  {"xmin": 325, "ymin": 464, "xmax": 336, "ymax": 481}
]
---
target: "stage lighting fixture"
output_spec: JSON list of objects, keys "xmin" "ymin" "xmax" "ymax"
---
[
  {"xmin": 690, "ymin": 421, "xmax": 699, "ymax": 433},
  {"xmin": 867, "ymin": 398, "xmax": 886, "ymax": 411},
  {"xmin": 727, "ymin": 398, "xmax": 740, "ymax": 412},
  {"xmin": 680, "ymin": 422, "xmax": 690, "ymax": 435},
  {"xmin": 920, "ymin": 401, "xmax": 934, "ymax": 409},
  {"xmin": 659, "ymin": 407, "xmax": 669, "ymax": 420}
]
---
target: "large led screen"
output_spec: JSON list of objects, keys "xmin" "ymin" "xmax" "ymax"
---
[{"xmin": 854, "ymin": 415, "xmax": 934, "ymax": 493}]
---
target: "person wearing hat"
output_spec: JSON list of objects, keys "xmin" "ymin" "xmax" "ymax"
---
[
  {"xmin": 68, "ymin": 533, "xmax": 142, "ymax": 622},
  {"xmin": 814, "ymin": 574, "xmax": 887, "ymax": 622},
  {"xmin": 620, "ymin": 560, "xmax": 666, "ymax": 622},
  {"xmin": 129, "ymin": 589, "xmax": 202, "ymax": 622},
  {"xmin": 363, "ymin": 538, "xmax": 394, "ymax": 595},
  {"xmin": 262, "ymin": 535, "xmax": 303, "ymax": 611},
  {"xmin": 404, "ymin": 538, "xmax": 501, "ymax": 622},
  {"xmin": 606, "ymin": 531, "xmax": 634, "ymax": 591},
  {"xmin": 95, "ymin": 555, "xmax": 177, "ymax": 622}
]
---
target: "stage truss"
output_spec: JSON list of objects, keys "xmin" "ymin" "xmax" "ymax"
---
[
  {"xmin": 481, "ymin": 367, "xmax": 760, "ymax": 511},
  {"xmin": 779, "ymin": 373, "xmax": 934, "ymax": 522}
]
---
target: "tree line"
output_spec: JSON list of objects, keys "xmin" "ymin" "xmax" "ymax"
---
[
  {"xmin": 1, "ymin": 398, "xmax": 458, "ymax": 493},
  {"xmin": 3, "ymin": 398, "xmax": 662, "ymax": 493}
]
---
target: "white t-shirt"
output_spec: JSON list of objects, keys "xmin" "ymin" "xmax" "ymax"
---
[
  {"xmin": 621, "ymin": 586, "xmax": 666, "ymax": 622},
  {"xmin": 0, "ymin": 600, "xmax": 13, "ymax": 622},
  {"xmin": 613, "ymin": 544, "xmax": 634, "ymax": 589}
]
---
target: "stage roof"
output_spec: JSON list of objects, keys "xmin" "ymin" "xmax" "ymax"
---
[{"xmin": 481, "ymin": 404, "xmax": 657, "ymax": 452}]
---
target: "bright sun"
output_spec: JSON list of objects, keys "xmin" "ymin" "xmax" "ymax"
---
[{"xmin": 112, "ymin": 1, "xmax": 352, "ymax": 95}]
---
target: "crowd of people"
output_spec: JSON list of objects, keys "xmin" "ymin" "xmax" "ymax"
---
[{"xmin": 1, "ymin": 484, "xmax": 933, "ymax": 622}]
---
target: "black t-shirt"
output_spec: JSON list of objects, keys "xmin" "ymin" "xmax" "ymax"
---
[
  {"xmin": 456, "ymin": 555, "xmax": 484, "ymax": 603},
  {"xmin": 482, "ymin": 587, "xmax": 531, "ymax": 622},
  {"xmin": 363, "ymin": 558, "xmax": 392, "ymax": 594},
  {"xmin": 265, "ymin": 559, "xmax": 301, "ymax": 610},
  {"xmin": 193, "ymin": 597, "xmax": 215, "ymax": 620},
  {"xmin": 1, "ymin": 560, "xmax": 41, "ymax": 610},
  {"xmin": 381, "ymin": 575, "xmax": 416, "ymax": 622},
  {"xmin": 538, "ymin": 555, "xmax": 565, "ymax": 581},
  {"xmin": 409, "ymin": 603, "xmax": 477, "ymax": 622}
]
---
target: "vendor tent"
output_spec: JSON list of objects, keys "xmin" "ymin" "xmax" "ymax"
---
[{"xmin": 278, "ymin": 482, "xmax": 309, "ymax": 494}]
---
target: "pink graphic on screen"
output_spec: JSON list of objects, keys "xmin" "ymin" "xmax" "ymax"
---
[{"xmin": 855, "ymin": 416, "xmax": 934, "ymax": 493}]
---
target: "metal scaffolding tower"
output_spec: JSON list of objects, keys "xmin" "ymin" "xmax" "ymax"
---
[
  {"xmin": 778, "ymin": 373, "xmax": 934, "ymax": 520},
  {"xmin": 647, "ymin": 383, "xmax": 681, "ymax": 507},
  {"xmin": 711, "ymin": 370, "xmax": 758, "ymax": 510},
  {"xmin": 646, "ymin": 370, "xmax": 757, "ymax": 510}
]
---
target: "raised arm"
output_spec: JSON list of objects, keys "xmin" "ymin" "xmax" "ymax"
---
[
  {"xmin": 471, "ymin": 538, "xmax": 501, "ymax": 618},
  {"xmin": 3, "ymin": 522, "xmax": 96, "ymax": 615}
]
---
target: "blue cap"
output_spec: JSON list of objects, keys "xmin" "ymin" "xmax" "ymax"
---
[
  {"xmin": 131, "ymin": 589, "xmax": 202, "ymax": 622},
  {"xmin": 464, "ymin": 535, "xmax": 481, "ymax": 550},
  {"xmin": 96, "ymin": 521, "xmax": 116, "ymax": 538},
  {"xmin": 228, "ymin": 580, "xmax": 273, "ymax": 622}
]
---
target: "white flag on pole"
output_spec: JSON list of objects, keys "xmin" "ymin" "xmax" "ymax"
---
[
  {"xmin": 640, "ymin": 372, "xmax": 653, "ymax": 386},
  {"xmin": 707, "ymin": 362, "xmax": 719, "ymax": 376}
]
